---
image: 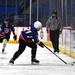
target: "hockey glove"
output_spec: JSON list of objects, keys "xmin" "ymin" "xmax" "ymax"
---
[
  {"xmin": 13, "ymin": 35, "xmax": 17, "ymax": 40},
  {"xmin": 46, "ymin": 30, "xmax": 48, "ymax": 33},
  {"xmin": 38, "ymin": 41, "xmax": 44, "ymax": 48},
  {"xmin": 0, "ymin": 34, "xmax": 2, "ymax": 38}
]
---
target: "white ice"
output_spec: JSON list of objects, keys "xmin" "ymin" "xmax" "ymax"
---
[{"xmin": 0, "ymin": 44, "xmax": 75, "ymax": 75}]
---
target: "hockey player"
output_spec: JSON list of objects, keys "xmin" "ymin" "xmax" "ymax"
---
[
  {"xmin": 0, "ymin": 18, "xmax": 17, "ymax": 53},
  {"xmin": 9, "ymin": 21, "xmax": 44, "ymax": 64}
]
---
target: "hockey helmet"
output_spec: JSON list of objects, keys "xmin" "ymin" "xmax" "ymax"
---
[{"xmin": 34, "ymin": 21, "xmax": 42, "ymax": 29}]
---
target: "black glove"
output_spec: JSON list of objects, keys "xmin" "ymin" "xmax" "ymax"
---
[
  {"xmin": 46, "ymin": 30, "xmax": 48, "ymax": 33},
  {"xmin": 38, "ymin": 41, "xmax": 44, "ymax": 48},
  {"xmin": 13, "ymin": 35, "xmax": 17, "ymax": 40}
]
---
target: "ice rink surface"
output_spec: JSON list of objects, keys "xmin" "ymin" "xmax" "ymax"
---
[{"xmin": 0, "ymin": 44, "xmax": 75, "ymax": 75}]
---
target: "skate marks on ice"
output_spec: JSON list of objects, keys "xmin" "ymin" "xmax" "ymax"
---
[
  {"xmin": 0, "ymin": 62, "xmax": 75, "ymax": 75},
  {"xmin": 0, "ymin": 44, "xmax": 75, "ymax": 75},
  {"xmin": 0, "ymin": 52, "xmax": 7, "ymax": 54}
]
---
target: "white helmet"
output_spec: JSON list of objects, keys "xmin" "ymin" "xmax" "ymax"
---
[{"xmin": 34, "ymin": 21, "xmax": 42, "ymax": 29}]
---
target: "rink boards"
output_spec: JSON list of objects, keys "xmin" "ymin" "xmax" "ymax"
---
[{"xmin": 3, "ymin": 27, "xmax": 75, "ymax": 58}]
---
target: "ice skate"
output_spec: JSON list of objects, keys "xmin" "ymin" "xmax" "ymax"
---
[
  {"xmin": 2, "ymin": 49, "xmax": 5, "ymax": 53},
  {"xmin": 31, "ymin": 59, "xmax": 40, "ymax": 65},
  {"xmin": 9, "ymin": 59, "xmax": 14, "ymax": 65}
]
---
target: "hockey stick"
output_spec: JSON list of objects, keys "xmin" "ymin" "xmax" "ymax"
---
[
  {"xmin": 43, "ymin": 45, "xmax": 67, "ymax": 65},
  {"xmin": 44, "ymin": 45, "xmax": 75, "ymax": 66}
]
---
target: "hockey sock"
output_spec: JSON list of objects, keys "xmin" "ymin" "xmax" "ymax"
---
[{"xmin": 2, "ymin": 39, "xmax": 7, "ymax": 49}]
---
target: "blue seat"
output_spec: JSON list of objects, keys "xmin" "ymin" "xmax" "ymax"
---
[{"xmin": 0, "ymin": 7, "xmax": 5, "ymax": 13}]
